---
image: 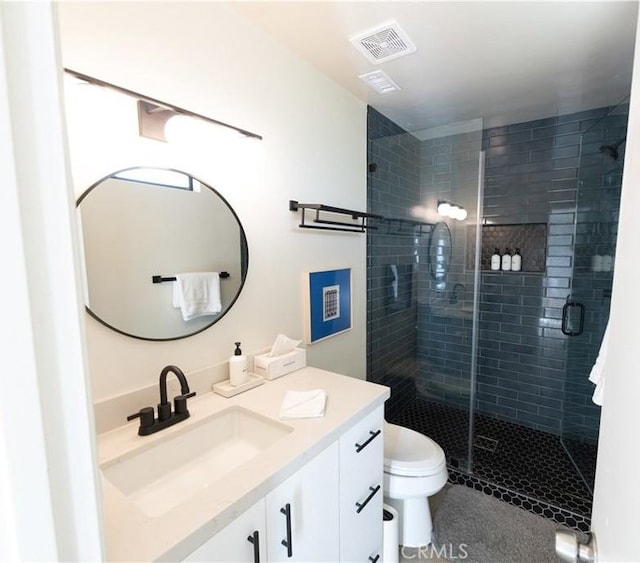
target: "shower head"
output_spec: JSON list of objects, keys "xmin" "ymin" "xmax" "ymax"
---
[{"xmin": 599, "ymin": 137, "xmax": 626, "ymax": 161}]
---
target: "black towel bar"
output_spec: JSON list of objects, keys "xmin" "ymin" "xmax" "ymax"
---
[
  {"xmin": 289, "ymin": 200, "xmax": 432, "ymax": 235},
  {"xmin": 152, "ymin": 272, "xmax": 230, "ymax": 284},
  {"xmin": 289, "ymin": 200, "xmax": 382, "ymax": 233}
]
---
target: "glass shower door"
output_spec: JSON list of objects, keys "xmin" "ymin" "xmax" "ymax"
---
[
  {"xmin": 561, "ymin": 98, "xmax": 629, "ymax": 491},
  {"xmin": 411, "ymin": 125, "xmax": 484, "ymax": 474},
  {"xmin": 366, "ymin": 108, "xmax": 484, "ymax": 474}
]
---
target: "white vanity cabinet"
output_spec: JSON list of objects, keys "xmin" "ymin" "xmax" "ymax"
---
[
  {"xmin": 183, "ymin": 443, "xmax": 339, "ymax": 563},
  {"xmin": 184, "ymin": 499, "xmax": 266, "ymax": 563},
  {"xmin": 265, "ymin": 442, "xmax": 339, "ymax": 562},
  {"xmin": 181, "ymin": 410, "xmax": 385, "ymax": 563},
  {"xmin": 339, "ymin": 405, "xmax": 385, "ymax": 563}
]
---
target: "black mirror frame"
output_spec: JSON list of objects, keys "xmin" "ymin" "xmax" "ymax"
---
[{"xmin": 76, "ymin": 166, "xmax": 249, "ymax": 341}]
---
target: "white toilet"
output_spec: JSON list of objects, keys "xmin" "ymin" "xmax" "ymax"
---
[{"xmin": 383, "ymin": 421, "xmax": 448, "ymax": 547}]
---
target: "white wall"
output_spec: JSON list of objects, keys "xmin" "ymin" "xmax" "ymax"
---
[{"xmin": 58, "ymin": 2, "xmax": 367, "ymax": 403}]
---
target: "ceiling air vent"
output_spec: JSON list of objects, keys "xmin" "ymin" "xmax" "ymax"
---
[
  {"xmin": 359, "ymin": 70, "xmax": 401, "ymax": 95},
  {"xmin": 350, "ymin": 21, "xmax": 417, "ymax": 64}
]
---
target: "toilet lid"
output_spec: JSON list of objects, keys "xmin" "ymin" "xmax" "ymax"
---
[{"xmin": 384, "ymin": 422, "xmax": 446, "ymax": 476}]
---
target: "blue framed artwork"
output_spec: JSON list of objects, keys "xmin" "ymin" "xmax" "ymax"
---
[{"xmin": 307, "ymin": 268, "xmax": 352, "ymax": 344}]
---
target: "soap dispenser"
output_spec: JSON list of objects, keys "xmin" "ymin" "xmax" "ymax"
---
[
  {"xmin": 490, "ymin": 247, "xmax": 501, "ymax": 271},
  {"xmin": 501, "ymin": 248, "xmax": 512, "ymax": 271},
  {"xmin": 511, "ymin": 248, "xmax": 522, "ymax": 272},
  {"xmin": 229, "ymin": 342, "xmax": 248, "ymax": 386}
]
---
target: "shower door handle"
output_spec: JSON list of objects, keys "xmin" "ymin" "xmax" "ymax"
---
[{"xmin": 562, "ymin": 301, "xmax": 585, "ymax": 336}]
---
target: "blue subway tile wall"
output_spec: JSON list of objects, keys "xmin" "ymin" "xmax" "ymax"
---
[
  {"xmin": 473, "ymin": 107, "xmax": 614, "ymax": 434},
  {"xmin": 367, "ymin": 103, "xmax": 625, "ymax": 437}
]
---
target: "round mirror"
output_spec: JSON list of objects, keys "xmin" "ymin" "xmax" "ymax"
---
[
  {"xmin": 429, "ymin": 221, "xmax": 452, "ymax": 281},
  {"xmin": 77, "ymin": 167, "xmax": 248, "ymax": 340}
]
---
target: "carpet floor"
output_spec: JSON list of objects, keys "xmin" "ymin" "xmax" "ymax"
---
[{"xmin": 433, "ymin": 485, "xmax": 569, "ymax": 563}]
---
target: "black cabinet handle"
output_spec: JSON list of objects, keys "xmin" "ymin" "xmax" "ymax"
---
[
  {"xmin": 355, "ymin": 485, "xmax": 381, "ymax": 514},
  {"xmin": 355, "ymin": 429, "xmax": 382, "ymax": 453},
  {"xmin": 562, "ymin": 300, "xmax": 585, "ymax": 336},
  {"xmin": 280, "ymin": 503, "xmax": 293, "ymax": 558},
  {"xmin": 247, "ymin": 530, "xmax": 260, "ymax": 563},
  {"xmin": 369, "ymin": 555, "xmax": 380, "ymax": 563}
]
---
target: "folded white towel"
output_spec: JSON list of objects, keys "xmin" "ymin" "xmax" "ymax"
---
[
  {"xmin": 279, "ymin": 389, "xmax": 327, "ymax": 419},
  {"xmin": 173, "ymin": 272, "xmax": 222, "ymax": 321},
  {"xmin": 588, "ymin": 323, "xmax": 609, "ymax": 406}
]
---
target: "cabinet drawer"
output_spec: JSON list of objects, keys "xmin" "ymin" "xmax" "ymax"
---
[
  {"xmin": 339, "ymin": 476, "xmax": 383, "ymax": 562},
  {"xmin": 339, "ymin": 405, "xmax": 384, "ymax": 562},
  {"xmin": 344, "ymin": 406, "xmax": 384, "ymax": 455},
  {"xmin": 340, "ymin": 405, "xmax": 384, "ymax": 486}
]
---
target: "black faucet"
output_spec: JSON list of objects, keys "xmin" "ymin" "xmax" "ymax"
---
[{"xmin": 127, "ymin": 365, "xmax": 196, "ymax": 436}]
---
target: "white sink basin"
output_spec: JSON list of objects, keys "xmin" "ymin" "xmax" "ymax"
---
[{"xmin": 101, "ymin": 406, "xmax": 293, "ymax": 517}]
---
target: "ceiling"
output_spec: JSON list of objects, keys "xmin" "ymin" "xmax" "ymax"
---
[{"xmin": 230, "ymin": 1, "xmax": 638, "ymax": 133}]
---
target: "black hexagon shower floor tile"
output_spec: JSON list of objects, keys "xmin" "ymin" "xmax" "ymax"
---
[{"xmin": 388, "ymin": 398, "xmax": 594, "ymax": 533}]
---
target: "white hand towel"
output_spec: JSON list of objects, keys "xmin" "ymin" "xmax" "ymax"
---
[
  {"xmin": 588, "ymin": 323, "xmax": 609, "ymax": 406},
  {"xmin": 279, "ymin": 389, "xmax": 327, "ymax": 419},
  {"xmin": 173, "ymin": 272, "xmax": 222, "ymax": 321}
]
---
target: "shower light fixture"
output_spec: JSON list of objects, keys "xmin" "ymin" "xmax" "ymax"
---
[
  {"xmin": 437, "ymin": 201, "xmax": 451, "ymax": 216},
  {"xmin": 437, "ymin": 200, "xmax": 467, "ymax": 221}
]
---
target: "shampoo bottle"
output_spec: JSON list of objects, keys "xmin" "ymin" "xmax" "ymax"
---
[
  {"xmin": 490, "ymin": 247, "xmax": 501, "ymax": 271},
  {"xmin": 511, "ymin": 248, "xmax": 522, "ymax": 272},
  {"xmin": 229, "ymin": 341, "xmax": 248, "ymax": 386},
  {"xmin": 501, "ymin": 248, "xmax": 512, "ymax": 271}
]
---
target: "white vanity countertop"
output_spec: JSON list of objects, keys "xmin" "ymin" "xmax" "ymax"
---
[{"xmin": 98, "ymin": 367, "xmax": 390, "ymax": 561}]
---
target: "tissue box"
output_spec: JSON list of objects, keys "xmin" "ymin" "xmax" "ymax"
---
[{"xmin": 253, "ymin": 348, "xmax": 306, "ymax": 380}]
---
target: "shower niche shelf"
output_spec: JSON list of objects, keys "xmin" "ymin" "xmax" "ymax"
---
[{"xmin": 466, "ymin": 223, "xmax": 547, "ymax": 272}]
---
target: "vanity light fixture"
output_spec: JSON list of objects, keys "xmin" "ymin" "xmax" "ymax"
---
[
  {"xmin": 162, "ymin": 112, "xmax": 245, "ymax": 146},
  {"xmin": 64, "ymin": 68, "xmax": 263, "ymax": 142},
  {"xmin": 437, "ymin": 200, "xmax": 467, "ymax": 221},
  {"xmin": 137, "ymin": 100, "xmax": 174, "ymax": 142}
]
